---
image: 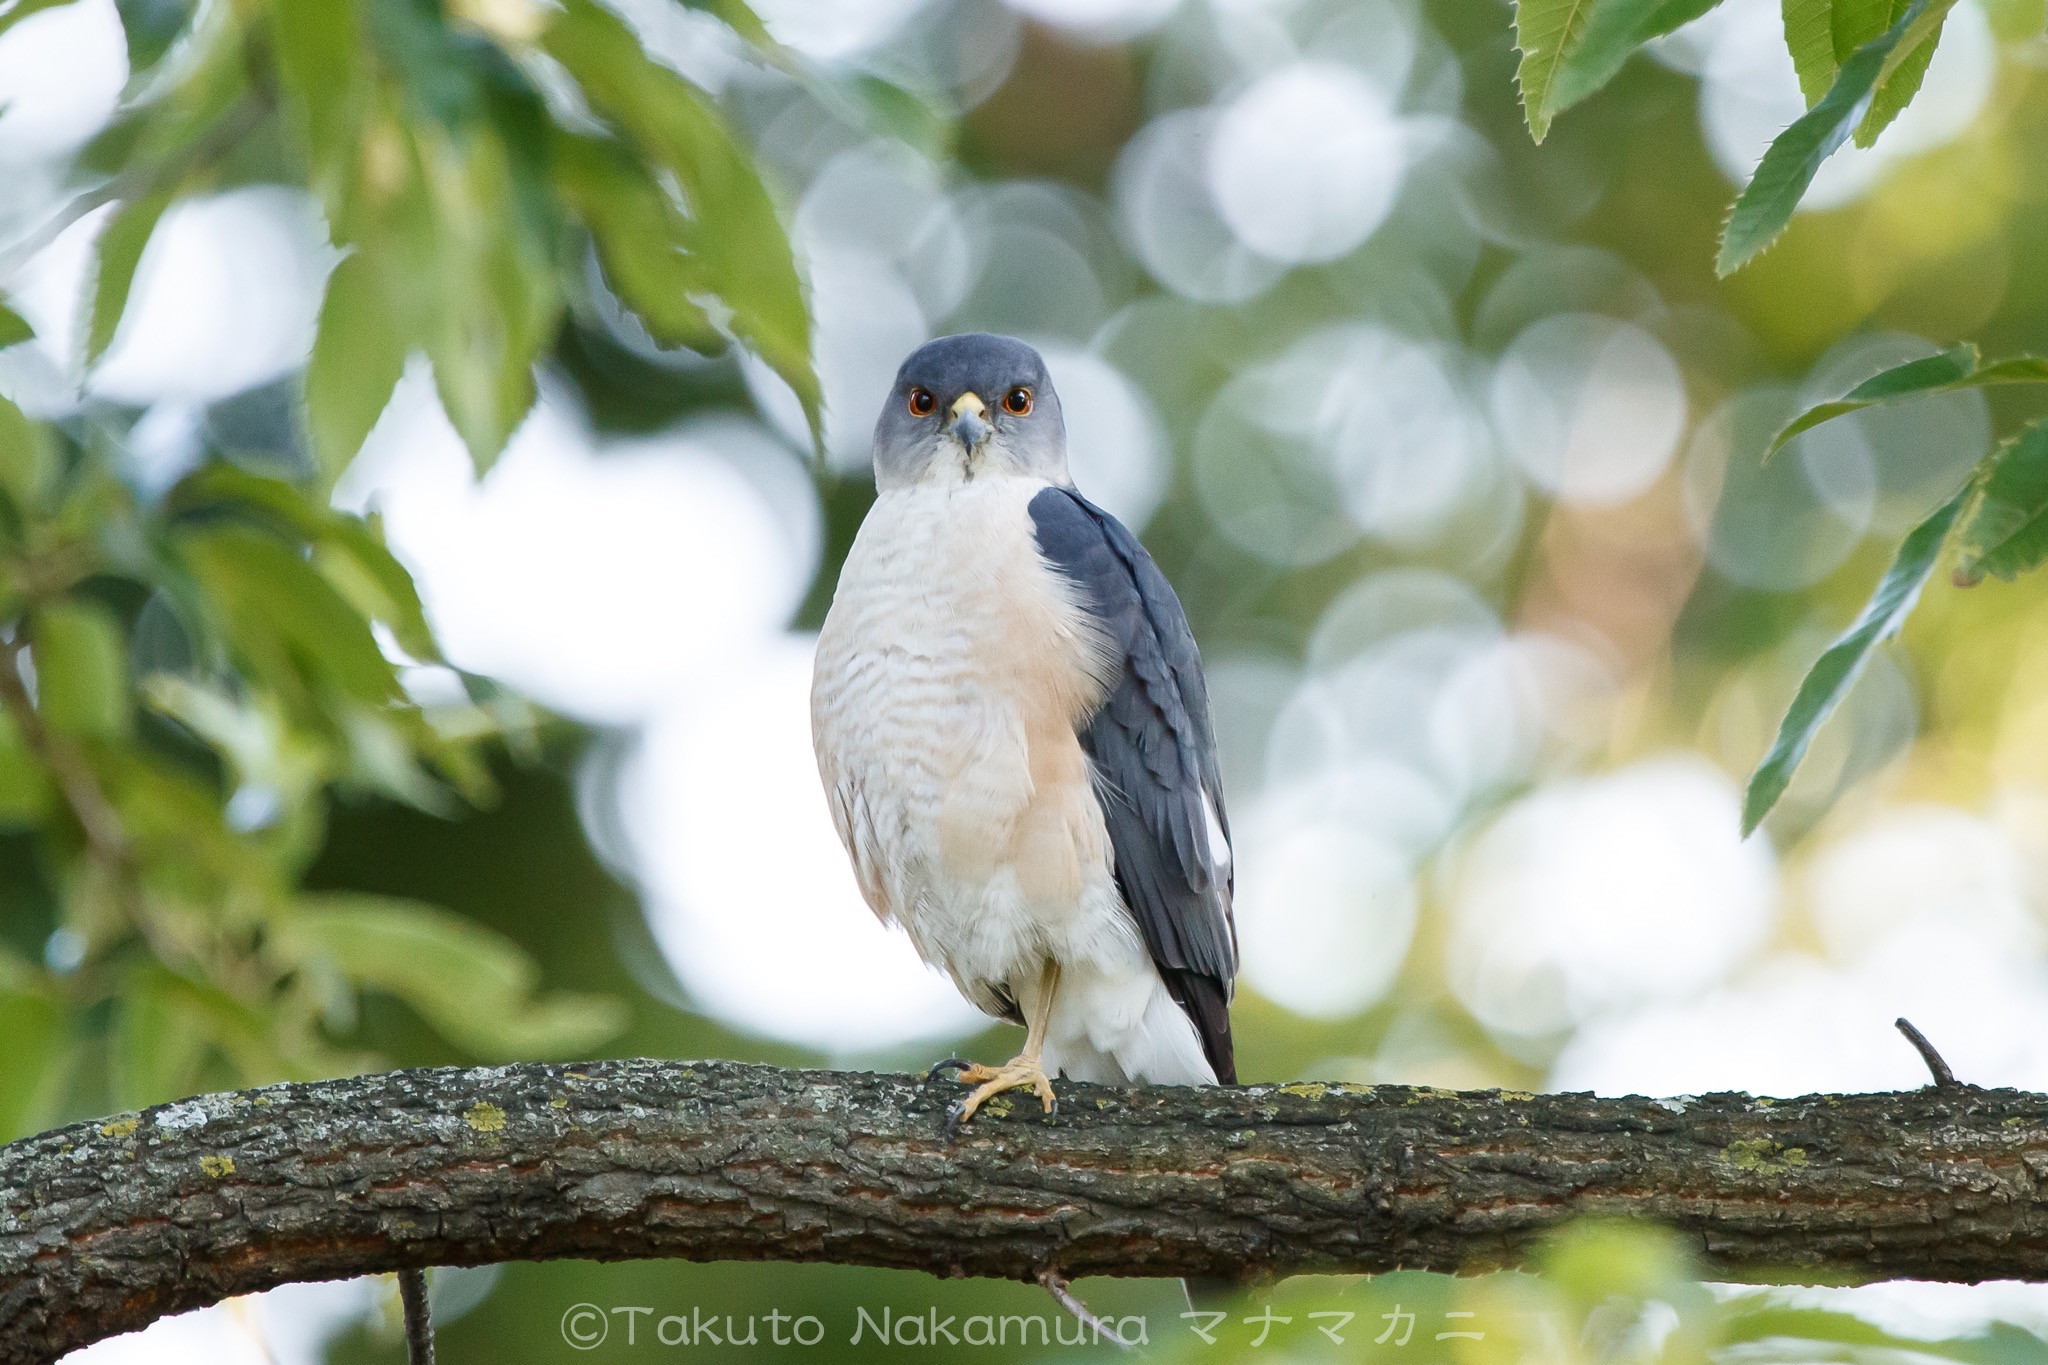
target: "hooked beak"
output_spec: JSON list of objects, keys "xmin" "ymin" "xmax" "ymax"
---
[{"xmin": 948, "ymin": 392, "xmax": 991, "ymax": 452}]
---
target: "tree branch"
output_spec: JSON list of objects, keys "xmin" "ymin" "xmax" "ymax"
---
[{"xmin": 5, "ymin": 1059, "xmax": 2048, "ymax": 1362}]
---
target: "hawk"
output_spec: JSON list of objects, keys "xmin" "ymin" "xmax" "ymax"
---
[{"xmin": 811, "ymin": 333, "xmax": 1237, "ymax": 1128}]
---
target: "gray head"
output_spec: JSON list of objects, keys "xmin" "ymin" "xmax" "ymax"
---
[{"xmin": 871, "ymin": 333, "xmax": 1068, "ymax": 490}]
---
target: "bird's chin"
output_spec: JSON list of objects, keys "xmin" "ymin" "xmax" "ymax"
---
[{"xmin": 952, "ymin": 439, "xmax": 993, "ymax": 479}]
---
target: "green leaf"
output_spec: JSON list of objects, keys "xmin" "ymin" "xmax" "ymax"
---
[
  {"xmin": 1832, "ymin": 0, "xmax": 1904, "ymax": 59},
  {"xmin": 1955, "ymin": 420, "xmax": 2048, "ymax": 584},
  {"xmin": 0, "ymin": 301, "xmax": 33, "ymax": 348},
  {"xmin": 1856, "ymin": 1, "xmax": 1954, "ymax": 146},
  {"xmin": 1716, "ymin": 0, "xmax": 1929, "ymax": 275},
  {"xmin": 268, "ymin": 0, "xmax": 361, "ymax": 182},
  {"xmin": 114, "ymin": 964, "xmax": 213, "ymax": 1109},
  {"xmin": 178, "ymin": 524, "xmax": 400, "ymax": 708},
  {"xmin": 33, "ymin": 600, "xmax": 131, "ymax": 739},
  {"xmin": 76, "ymin": 1, "xmax": 247, "ymax": 180},
  {"xmin": 0, "ymin": 0, "xmax": 76, "ymax": 43},
  {"xmin": 85, "ymin": 188, "xmax": 175, "ymax": 368},
  {"xmin": 1766, "ymin": 345, "xmax": 2048, "ymax": 455},
  {"xmin": 0, "ymin": 707, "xmax": 52, "ymax": 825},
  {"xmin": 116, "ymin": 963, "xmax": 316, "ymax": 1088},
  {"xmin": 1548, "ymin": 0, "xmax": 1724, "ymax": 119},
  {"xmin": 1742, "ymin": 480, "xmax": 1968, "ymax": 834},
  {"xmin": 0, "ymin": 987, "xmax": 64, "ymax": 1141},
  {"xmin": 546, "ymin": 0, "xmax": 820, "ymax": 447},
  {"xmin": 141, "ymin": 673, "xmax": 326, "ymax": 810},
  {"xmin": 114, "ymin": 0, "xmax": 192, "ymax": 74},
  {"xmin": 317, "ymin": 523, "xmax": 439, "ymax": 663},
  {"xmin": 412, "ymin": 124, "xmax": 555, "ymax": 472},
  {"xmin": 552, "ymin": 131, "xmax": 719, "ymax": 352},
  {"xmin": 305, "ymin": 251, "xmax": 407, "ymax": 487},
  {"xmin": 160, "ymin": 462, "xmax": 442, "ymax": 663},
  {"xmin": 1513, "ymin": 0, "xmax": 1596, "ymax": 142},
  {"xmin": 1782, "ymin": 0, "xmax": 1840, "ymax": 103},
  {"xmin": 0, "ymin": 394, "xmax": 54, "ymax": 521},
  {"xmin": 682, "ymin": 0, "xmax": 774, "ymax": 47},
  {"xmin": 282, "ymin": 894, "xmax": 626, "ymax": 1059}
]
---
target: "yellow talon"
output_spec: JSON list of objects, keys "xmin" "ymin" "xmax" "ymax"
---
[{"xmin": 943, "ymin": 960, "xmax": 1063, "ymax": 1135}]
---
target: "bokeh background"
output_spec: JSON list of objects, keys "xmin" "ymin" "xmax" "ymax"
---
[{"xmin": 9, "ymin": 0, "xmax": 2048, "ymax": 1358}]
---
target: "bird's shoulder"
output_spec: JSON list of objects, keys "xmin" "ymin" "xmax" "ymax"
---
[{"xmin": 1024, "ymin": 486, "xmax": 1211, "ymax": 731}]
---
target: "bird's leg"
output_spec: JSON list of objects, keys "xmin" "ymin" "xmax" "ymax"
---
[{"xmin": 944, "ymin": 960, "xmax": 1061, "ymax": 1131}]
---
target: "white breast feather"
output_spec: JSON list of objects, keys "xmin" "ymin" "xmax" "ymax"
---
[{"xmin": 811, "ymin": 475, "xmax": 1215, "ymax": 1086}]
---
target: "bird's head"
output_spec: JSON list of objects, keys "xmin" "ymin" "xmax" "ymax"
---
[{"xmin": 871, "ymin": 333, "xmax": 1067, "ymax": 490}]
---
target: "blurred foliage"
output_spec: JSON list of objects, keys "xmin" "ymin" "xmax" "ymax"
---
[
  {"xmin": 0, "ymin": 394, "xmax": 627, "ymax": 1129},
  {"xmin": 0, "ymin": 0, "xmax": 838, "ymax": 1135},
  {"xmin": 1744, "ymin": 350, "xmax": 2048, "ymax": 828},
  {"xmin": 1514, "ymin": 0, "xmax": 2022, "ymax": 271}
]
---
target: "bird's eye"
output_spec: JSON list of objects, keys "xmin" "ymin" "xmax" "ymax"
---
[
  {"xmin": 1003, "ymin": 386, "xmax": 1033, "ymax": 416},
  {"xmin": 907, "ymin": 387, "xmax": 936, "ymax": 417}
]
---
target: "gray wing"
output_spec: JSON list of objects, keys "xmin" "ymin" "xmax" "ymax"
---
[{"xmin": 1029, "ymin": 485, "xmax": 1237, "ymax": 1084}]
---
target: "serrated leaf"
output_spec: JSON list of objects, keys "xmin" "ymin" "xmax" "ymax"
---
[
  {"xmin": 1514, "ymin": 0, "xmax": 1596, "ymax": 142},
  {"xmin": 1954, "ymin": 420, "xmax": 2048, "ymax": 584},
  {"xmin": 305, "ymin": 250, "xmax": 407, "ymax": 487},
  {"xmin": 178, "ymin": 524, "xmax": 400, "ymax": 707},
  {"xmin": 411, "ymin": 124, "xmax": 556, "ymax": 472},
  {"xmin": 86, "ymin": 187, "xmax": 175, "ymax": 368},
  {"xmin": 1549, "ymin": 0, "xmax": 1725, "ymax": 119},
  {"xmin": 552, "ymin": 131, "xmax": 719, "ymax": 352},
  {"xmin": 1856, "ymin": 2, "xmax": 1952, "ymax": 146},
  {"xmin": 0, "ymin": 301, "xmax": 32, "ymax": 348},
  {"xmin": 546, "ymin": 0, "xmax": 820, "ymax": 447},
  {"xmin": 1766, "ymin": 346, "xmax": 2048, "ymax": 455},
  {"xmin": 282, "ymin": 893, "xmax": 626, "ymax": 1059},
  {"xmin": 1717, "ymin": 0, "xmax": 1930, "ymax": 275},
  {"xmin": 1742, "ymin": 479, "xmax": 1967, "ymax": 834},
  {"xmin": 1832, "ymin": 0, "xmax": 1903, "ymax": 56},
  {"xmin": 33, "ymin": 600, "xmax": 131, "ymax": 739},
  {"xmin": 316, "ymin": 521, "xmax": 439, "ymax": 663},
  {"xmin": 1782, "ymin": 0, "xmax": 1840, "ymax": 103}
]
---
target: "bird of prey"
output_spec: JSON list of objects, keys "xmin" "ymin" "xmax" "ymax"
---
[{"xmin": 811, "ymin": 333, "xmax": 1236, "ymax": 1128}]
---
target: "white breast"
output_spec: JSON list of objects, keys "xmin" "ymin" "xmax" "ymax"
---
[{"xmin": 810, "ymin": 476, "xmax": 1130, "ymax": 1011}]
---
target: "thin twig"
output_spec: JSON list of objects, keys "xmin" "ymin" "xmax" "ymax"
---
[
  {"xmin": 1896, "ymin": 1017, "xmax": 1961, "ymax": 1089},
  {"xmin": 1037, "ymin": 1268, "xmax": 1132, "ymax": 1353},
  {"xmin": 397, "ymin": 1269, "xmax": 435, "ymax": 1365}
]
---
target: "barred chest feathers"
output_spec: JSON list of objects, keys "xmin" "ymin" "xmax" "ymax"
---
[{"xmin": 809, "ymin": 475, "xmax": 1135, "ymax": 1016}]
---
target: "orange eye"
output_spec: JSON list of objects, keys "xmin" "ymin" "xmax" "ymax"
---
[
  {"xmin": 908, "ymin": 387, "xmax": 936, "ymax": 417},
  {"xmin": 1003, "ymin": 386, "xmax": 1033, "ymax": 416}
]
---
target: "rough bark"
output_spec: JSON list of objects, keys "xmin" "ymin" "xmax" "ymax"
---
[{"xmin": 2, "ymin": 1058, "xmax": 2045, "ymax": 1362}]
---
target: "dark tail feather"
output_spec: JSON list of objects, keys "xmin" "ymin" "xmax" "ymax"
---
[{"xmin": 1161, "ymin": 968, "xmax": 1234, "ymax": 1084}]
